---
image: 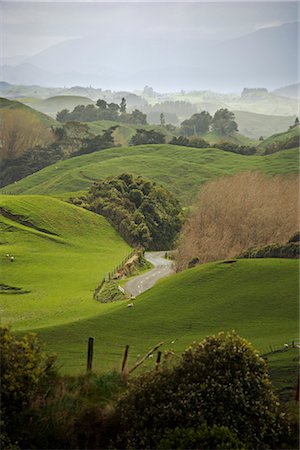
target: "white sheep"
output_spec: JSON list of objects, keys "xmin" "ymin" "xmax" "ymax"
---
[
  {"xmin": 10, "ymin": 256, "xmax": 14, "ymax": 262},
  {"xmin": 127, "ymin": 303, "xmax": 134, "ymax": 308}
]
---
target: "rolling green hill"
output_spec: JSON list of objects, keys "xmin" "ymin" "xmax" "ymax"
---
[
  {"xmin": 0, "ymin": 195, "xmax": 131, "ymax": 331},
  {"xmin": 18, "ymin": 95, "xmax": 95, "ymax": 117},
  {"xmin": 2, "ymin": 144, "xmax": 298, "ymax": 205},
  {"xmin": 257, "ymin": 125, "xmax": 300, "ymax": 154},
  {"xmin": 0, "ymin": 97, "xmax": 57, "ymax": 127},
  {"xmin": 26, "ymin": 258, "xmax": 298, "ymax": 374},
  {"xmin": 202, "ymin": 130, "xmax": 257, "ymax": 146},
  {"xmin": 233, "ymin": 110, "xmax": 296, "ymax": 140}
]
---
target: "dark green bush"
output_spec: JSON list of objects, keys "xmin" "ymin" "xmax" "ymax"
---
[
  {"xmin": 114, "ymin": 332, "xmax": 290, "ymax": 449},
  {"xmin": 239, "ymin": 242, "xmax": 299, "ymax": 259},
  {"xmin": 158, "ymin": 424, "xmax": 245, "ymax": 449},
  {"xmin": 0, "ymin": 327, "xmax": 57, "ymax": 448},
  {"xmin": 71, "ymin": 174, "xmax": 183, "ymax": 250}
]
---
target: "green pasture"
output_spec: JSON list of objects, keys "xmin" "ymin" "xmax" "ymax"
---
[
  {"xmin": 2, "ymin": 145, "xmax": 298, "ymax": 205},
  {"xmin": 257, "ymin": 125, "xmax": 300, "ymax": 153},
  {"xmin": 28, "ymin": 258, "xmax": 298, "ymax": 375},
  {"xmin": 233, "ymin": 110, "xmax": 295, "ymax": 140},
  {"xmin": 0, "ymin": 195, "xmax": 131, "ymax": 331}
]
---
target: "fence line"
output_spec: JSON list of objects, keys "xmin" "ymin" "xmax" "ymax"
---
[{"xmin": 93, "ymin": 248, "xmax": 139, "ymax": 300}]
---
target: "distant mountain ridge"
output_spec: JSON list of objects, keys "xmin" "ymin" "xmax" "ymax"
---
[
  {"xmin": 1, "ymin": 22, "xmax": 298, "ymax": 91},
  {"xmin": 273, "ymin": 83, "xmax": 300, "ymax": 99}
]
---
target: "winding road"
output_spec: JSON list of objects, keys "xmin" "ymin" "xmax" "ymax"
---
[{"xmin": 125, "ymin": 251, "xmax": 174, "ymax": 297}]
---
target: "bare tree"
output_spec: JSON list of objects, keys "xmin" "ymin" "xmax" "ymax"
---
[
  {"xmin": 0, "ymin": 109, "xmax": 53, "ymax": 160},
  {"xmin": 176, "ymin": 172, "xmax": 299, "ymax": 270}
]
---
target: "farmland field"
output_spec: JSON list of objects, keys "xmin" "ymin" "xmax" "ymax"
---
[
  {"xmin": 0, "ymin": 195, "xmax": 131, "ymax": 330},
  {"xmin": 2, "ymin": 145, "xmax": 298, "ymax": 205},
  {"xmin": 25, "ymin": 258, "xmax": 298, "ymax": 374}
]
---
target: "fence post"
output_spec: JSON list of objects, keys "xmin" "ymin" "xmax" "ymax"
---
[
  {"xmin": 87, "ymin": 337, "xmax": 94, "ymax": 372},
  {"xmin": 156, "ymin": 351, "xmax": 162, "ymax": 370},
  {"xmin": 122, "ymin": 345, "xmax": 130, "ymax": 373},
  {"xmin": 296, "ymin": 374, "xmax": 299, "ymax": 403}
]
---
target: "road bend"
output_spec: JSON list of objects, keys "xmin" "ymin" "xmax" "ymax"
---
[{"xmin": 124, "ymin": 251, "xmax": 174, "ymax": 297}]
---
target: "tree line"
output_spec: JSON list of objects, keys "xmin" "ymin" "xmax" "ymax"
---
[{"xmin": 57, "ymin": 97, "xmax": 147, "ymax": 125}]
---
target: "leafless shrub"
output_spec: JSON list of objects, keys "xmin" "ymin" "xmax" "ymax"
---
[{"xmin": 176, "ymin": 172, "xmax": 299, "ymax": 270}]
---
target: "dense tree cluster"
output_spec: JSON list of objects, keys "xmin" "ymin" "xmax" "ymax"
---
[
  {"xmin": 130, "ymin": 129, "xmax": 166, "ymax": 145},
  {"xmin": 71, "ymin": 174, "xmax": 183, "ymax": 250},
  {"xmin": 180, "ymin": 108, "xmax": 238, "ymax": 137},
  {"xmin": 57, "ymin": 97, "xmax": 147, "ymax": 125}
]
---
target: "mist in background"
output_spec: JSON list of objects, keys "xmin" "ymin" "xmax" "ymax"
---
[{"xmin": 1, "ymin": 1, "xmax": 299, "ymax": 91}]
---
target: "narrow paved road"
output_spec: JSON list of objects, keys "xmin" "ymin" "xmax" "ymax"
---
[{"xmin": 125, "ymin": 251, "xmax": 174, "ymax": 297}]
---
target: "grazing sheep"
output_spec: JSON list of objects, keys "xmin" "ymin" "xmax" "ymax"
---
[
  {"xmin": 6, "ymin": 254, "xmax": 10, "ymax": 258},
  {"xmin": 127, "ymin": 303, "xmax": 134, "ymax": 308},
  {"xmin": 10, "ymin": 256, "xmax": 14, "ymax": 262}
]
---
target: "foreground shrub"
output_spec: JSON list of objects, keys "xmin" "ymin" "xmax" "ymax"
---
[
  {"xmin": 0, "ymin": 327, "xmax": 57, "ymax": 447},
  {"xmin": 114, "ymin": 332, "xmax": 290, "ymax": 449},
  {"xmin": 158, "ymin": 424, "xmax": 244, "ymax": 449},
  {"xmin": 176, "ymin": 172, "xmax": 299, "ymax": 269},
  {"xmin": 24, "ymin": 371, "xmax": 125, "ymax": 449}
]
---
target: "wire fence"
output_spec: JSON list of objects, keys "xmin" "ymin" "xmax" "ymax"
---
[{"xmin": 93, "ymin": 248, "xmax": 138, "ymax": 299}]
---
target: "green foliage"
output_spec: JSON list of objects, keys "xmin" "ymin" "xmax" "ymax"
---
[
  {"xmin": 239, "ymin": 241, "xmax": 299, "ymax": 259},
  {"xmin": 115, "ymin": 332, "xmax": 290, "ymax": 449},
  {"xmin": 130, "ymin": 128, "xmax": 166, "ymax": 145},
  {"xmin": 170, "ymin": 135, "xmax": 210, "ymax": 148},
  {"xmin": 1, "ymin": 327, "xmax": 57, "ymax": 446},
  {"xmin": 74, "ymin": 174, "xmax": 183, "ymax": 249},
  {"xmin": 212, "ymin": 141, "xmax": 257, "ymax": 155},
  {"xmin": 0, "ymin": 144, "xmax": 64, "ymax": 188},
  {"xmin": 56, "ymin": 96, "xmax": 146, "ymax": 125},
  {"xmin": 212, "ymin": 108, "xmax": 238, "ymax": 136},
  {"xmin": 158, "ymin": 424, "xmax": 245, "ymax": 449},
  {"xmin": 180, "ymin": 111, "xmax": 212, "ymax": 136},
  {"xmin": 71, "ymin": 126, "xmax": 117, "ymax": 157}
]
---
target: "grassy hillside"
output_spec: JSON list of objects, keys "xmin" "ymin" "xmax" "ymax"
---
[
  {"xmin": 202, "ymin": 130, "xmax": 256, "ymax": 146},
  {"xmin": 18, "ymin": 95, "xmax": 95, "ymax": 117},
  {"xmin": 233, "ymin": 110, "xmax": 295, "ymax": 140},
  {"xmin": 0, "ymin": 97, "xmax": 57, "ymax": 127},
  {"xmin": 27, "ymin": 258, "xmax": 298, "ymax": 374},
  {"xmin": 257, "ymin": 126, "xmax": 299, "ymax": 154},
  {"xmin": 0, "ymin": 195, "xmax": 131, "ymax": 331},
  {"xmin": 2, "ymin": 144, "xmax": 299, "ymax": 205}
]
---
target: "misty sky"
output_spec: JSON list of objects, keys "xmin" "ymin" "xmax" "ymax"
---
[{"xmin": 1, "ymin": 1, "xmax": 298, "ymax": 58}]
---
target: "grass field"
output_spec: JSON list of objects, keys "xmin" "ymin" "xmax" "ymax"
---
[
  {"xmin": 233, "ymin": 110, "xmax": 295, "ymax": 140},
  {"xmin": 0, "ymin": 195, "xmax": 131, "ymax": 331},
  {"xmin": 257, "ymin": 125, "xmax": 300, "ymax": 153},
  {"xmin": 24, "ymin": 258, "xmax": 298, "ymax": 376},
  {"xmin": 2, "ymin": 145, "xmax": 298, "ymax": 205}
]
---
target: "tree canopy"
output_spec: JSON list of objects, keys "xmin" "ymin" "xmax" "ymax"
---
[{"xmin": 70, "ymin": 174, "xmax": 183, "ymax": 250}]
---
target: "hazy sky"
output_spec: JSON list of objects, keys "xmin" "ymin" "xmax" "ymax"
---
[{"xmin": 1, "ymin": 1, "xmax": 298, "ymax": 57}]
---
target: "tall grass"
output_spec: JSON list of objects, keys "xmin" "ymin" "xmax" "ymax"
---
[{"xmin": 176, "ymin": 172, "xmax": 299, "ymax": 270}]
